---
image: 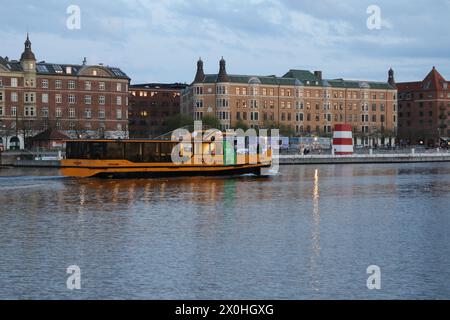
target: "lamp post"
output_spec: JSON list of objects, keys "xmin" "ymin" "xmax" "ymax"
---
[{"xmin": 0, "ymin": 121, "xmax": 6, "ymax": 162}]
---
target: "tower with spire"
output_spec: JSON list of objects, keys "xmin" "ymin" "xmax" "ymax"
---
[
  {"xmin": 217, "ymin": 57, "xmax": 229, "ymax": 83},
  {"xmin": 20, "ymin": 33, "xmax": 37, "ymax": 88},
  {"xmin": 194, "ymin": 57, "xmax": 205, "ymax": 83},
  {"xmin": 388, "ymin": 68, "xmax": 396, "ymax": 89}
]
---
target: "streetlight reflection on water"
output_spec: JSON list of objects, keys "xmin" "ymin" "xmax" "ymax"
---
[{"xmin": 310, "ymin": 168, "xmax": 321, "ymax": 292}]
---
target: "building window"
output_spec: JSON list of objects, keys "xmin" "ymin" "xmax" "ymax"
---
[
  {"xmin": 11, "ymin": 78, "xmax": 18, "ymax": 87},
  {"xmin": 68, "ymin": 81, "xmax": 76, "ymax": 90},
  {"xmin": 55, "ymin": 80, "xmax": 62, "ymax": 89},
  {"xmin": 24, "ymin": 93, "xmax": 35, "ymax": 103},
  {"xmin": 85, "ymin": 108, "xmax": 92, "ymax": 119},
  {"xmin": 55, "ymin": 107, "xmax": 62, "ymax": 118},
  {"xmin": 116, "ymin": 83, "xmax": 122, "ymax": 92},
  {"xmin": 84, "ymin": 95, "xmax": 92, "ymax": 105},
  {"xmin": 250, "ymin": 112, "xmax": 259, "ymax": 121},
  {"xmin": 69, "ymin": 122, "xmax": 75, "ymax": 130},
  {"xmin": 56, "ymin": 122, "xmax": 61, "ymax": 130},
  {"xmin": 117, "ymin": 123, "xmax": 122, "ymax": 131},
  {"xmin": 0, "ymin": 106, "xmax": 3, "ymax": 116},
  {"xmin": 11, "ymin": 92, "xmax": 18, "ymax": 102},
  {"xmin": 56, "ymin": 94, "xmax": 62, "ymax": 104},
  {"xmin": 99, "ymin": 108, "xmax": 105, "ymax": 119},
  {"xmin": 11, "ymin": 106, "xmax": 17, "ymax": 117},
  {"xmin": 195, "ymin": 86, "xmax": 203, "ymax": 95},
  {"xmin": 99, "ymin": 96, "xmax": 105, "ymax": 105},
  {"xmin": 85, "ymin": 81, "xmax": 91, "ymax": 91},
  {"xmin": 69, "ymin": 108, "xmax": 76, "ymax": 118},
  {"xmin": 69, "ymin": 94, "xmax": 76, "ymax": 104},
  {"xmin": 117, "ymin": 96, "xmax": 122, "ymax": 105},
  {"xmin": 42, "ymin": 93, "xmax": 49, "ymax": 103},
  {"xmin": 23, "ymin": 106, "xmax": 36, "ymax": 117},
  {"xmin": 42, "ymin": 79, "xmax": 49, "ymax": 88},
  {"xmin": 116, "ymin": 109, "xmax": 122, "ymax": 119},
  {"xmin": 99, "ymin": 82, "xmax": 105, "ymax": 91},
  {"xmin": 195, "ymin": 100, "xmax": 203, "ymax": 108}
]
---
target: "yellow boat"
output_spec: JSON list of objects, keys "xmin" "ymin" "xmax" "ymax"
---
[{"xmin": 60, "ymin": 138, "xmax": 272, "ymax": 178}]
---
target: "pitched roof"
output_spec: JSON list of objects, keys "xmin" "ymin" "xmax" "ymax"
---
[
  {"xmin": 397, "ymin": 67, "xmax": 448, "ymax": 92},
  {"xmin": 0, "ymin": 57, "xmax": 129, "ymax": 79},
  {"xmin": 201, "ymin": 74, "xmax": 301, "ymax": 86},
  {"xmin": 422, "ymin": 67, "xmax": 446, "ymax": 90},
  {"xmin": 195, "ymin": 69, "xmax": 394, "ymax": 90},
  {"xmin": 31, "ymin": 128, "xmax": 69, "ymax": 141}
]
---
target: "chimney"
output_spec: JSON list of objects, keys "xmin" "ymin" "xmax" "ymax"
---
[{"xmin": 314, "ymin": 71, "xmax": 322, "ymax": 81}]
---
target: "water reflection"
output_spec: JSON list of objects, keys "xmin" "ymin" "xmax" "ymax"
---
[
  {"xmin": 310, "ymin": 169, "xmax": 321, "ymax": 292},
  {"xmin": 0, "ymin": 164, "xmax": 450, "ymax": 299}
]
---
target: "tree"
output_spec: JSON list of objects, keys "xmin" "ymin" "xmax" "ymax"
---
[
  {"xmin": 201, "ymin": 115, "xmax": 221, "ymax": 129},
  {"xmin": 234, "ymin": 120, "xmax": 249, "ymax": 131},
  {"xmin": 165, "ymin": 114, "xmax": 194, "ymax": 132}
]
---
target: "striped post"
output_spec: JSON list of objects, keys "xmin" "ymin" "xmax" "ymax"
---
[{"xmin": 333, "ymin": 124, "xmax": 354, "ymax": 155}]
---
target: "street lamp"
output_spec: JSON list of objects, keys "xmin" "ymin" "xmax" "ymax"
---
[{"xmin": 0, "ymin": 120, "xmax": 6, "ymax": 151}]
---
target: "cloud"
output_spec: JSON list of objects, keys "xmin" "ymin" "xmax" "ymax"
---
[{"xmin": 0, "ymin": 0, "xmax": 449, "ymax": 83}]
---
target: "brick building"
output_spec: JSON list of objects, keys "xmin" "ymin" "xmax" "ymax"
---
[
  {"xmin": 397, "ymin": 67, "xmax": 450, "ymax": 146},
  {"xmin": 181, "ymin": 58, "xmax": 398, "ymax": 146},
  {"xmin": 129, "ymin": 83, "xmax": 188, "ymax": 138},
  {"xmin": 0, "ymin": 34, "xmax": 130, "ymax": 150}
]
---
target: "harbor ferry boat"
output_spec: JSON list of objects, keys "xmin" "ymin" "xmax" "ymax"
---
[{"xmin": 60, "ymin": 133, "xmax": 273, "ymax": 178}]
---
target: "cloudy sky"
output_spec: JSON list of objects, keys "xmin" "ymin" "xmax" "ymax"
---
[{"xmin": 1, "ymin": 0, "xmax": 449, "ymax": 84}]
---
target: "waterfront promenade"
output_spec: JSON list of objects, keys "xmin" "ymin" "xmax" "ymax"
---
[{"xmin": 278, "ymin": 151, "xmax": 450, "ymax": 165}]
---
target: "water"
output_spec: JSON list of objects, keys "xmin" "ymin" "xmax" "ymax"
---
[{"xmin": 0, "ymin": 163, "xmax": 449, "ymax": 300}]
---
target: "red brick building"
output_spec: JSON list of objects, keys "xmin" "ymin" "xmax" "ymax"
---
[
  {"xmin": 129, "ymin": 83, "xmax": 188, "ymax": 138},
  {"xmin": 0, "ymin": 34, "xmax": 130, "ymax": 150},
  {"xmin": 397, "ymin": 67, "xmax": 450, "ymax": 146}
]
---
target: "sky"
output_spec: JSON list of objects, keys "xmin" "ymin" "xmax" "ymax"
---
[{"xmin": 0, "ymin": 0, "xmax": 449, "ymax": 84}]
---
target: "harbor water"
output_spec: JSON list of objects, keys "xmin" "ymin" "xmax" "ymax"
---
[{"xmin": 0, "ymin": 163, "xmax": 449, "ymax": 299}]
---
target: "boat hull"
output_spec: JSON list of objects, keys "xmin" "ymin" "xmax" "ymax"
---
[{"xmin": 60, "ymin": 160, "xmax": 269, "ymax": 178}]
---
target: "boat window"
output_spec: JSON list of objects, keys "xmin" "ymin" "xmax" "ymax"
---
[
  {"xmin": 106, "ymin": 142, "xmax": 124, "ymax": 159},
  {"xmin": 160, "ymin": 143, "xmax": 175, "ymax": 162},
  {"xmin": 66, "ymin": 141, "xmax": 183, "ymax": 163},
  {"xmin": 142, "ymin": 143, "xmax": 160, "ymax": 162},
  {"xmin": 89, "ymin": 143, "xmax": 106, "ymax": 160},
  {"xmin": 125, "ymin": 143, "xmax": 142, "ymax": 162}
]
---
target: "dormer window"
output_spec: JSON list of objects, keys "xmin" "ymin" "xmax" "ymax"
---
[
  {"xmin": 66, "ymin": 66, "xmax": 72, "ymax": 74},
  {"xmin": 93, "ymin": 70, "xmax": 97, "ymax": 76}
]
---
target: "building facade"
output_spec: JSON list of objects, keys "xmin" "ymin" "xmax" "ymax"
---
[
  {"xmin": 182, "ymin": 58, "xmax": 398, "ymax": 146},
  {"xmin": 397, "ymin": 67, "xmax": 450, "ymax": 146},
  {"xmin": 0, "ymin": 35, "xmax": 130, "ymax": 150},
  {"xmin": 129, "ymin": 83, "xmax": 188, "ymax": 138}
]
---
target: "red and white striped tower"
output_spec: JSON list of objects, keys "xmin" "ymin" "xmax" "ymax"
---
[{"xmin": 333, "ymin": 124, "xmax": 354, "ymax": 155}]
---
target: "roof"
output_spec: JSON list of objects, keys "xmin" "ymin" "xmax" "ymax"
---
[
  {"xmin": 32, "ymin": 129, "xmax": 69, "ymax": 141},
  {"xmin": 194, "ymin": 68, "xmax": 395, "ymax": 90},
  {"xmin": 130, "ymin": 83, "xmax": 188, "ymax": 90},
  {"xmin": 397, "ymin": 67, "xmax": 448, "ymax": 92},
  {"xmin": 201, "ymin": 74, "xmax": 301, "ymax": 86},
  {"xmin": 0, "ymin": 57, "xmax": 129, "ymax": 80}
]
